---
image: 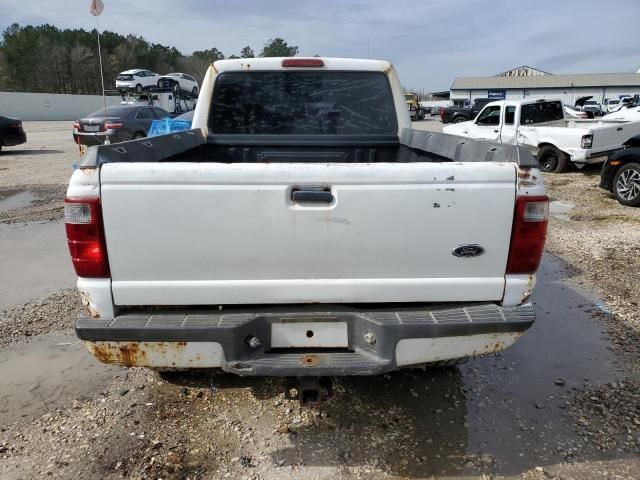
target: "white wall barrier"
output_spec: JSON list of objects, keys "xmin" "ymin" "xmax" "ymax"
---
[{"xmin": 0, "ymin": 92, "xmax": 122, "ymax": 121}]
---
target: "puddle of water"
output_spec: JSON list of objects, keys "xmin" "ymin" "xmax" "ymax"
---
[
  {"xmin": 262, "ymin": 254, "xmax": 620, "ymax": 478},
  {"xmin": 0, "ymin": 190, "xmax": 36, "ymax": 213},
  {"xmin": 0, "ymin": 220, "xmax": 75, "ymax": 311},
  {"xmin": 0, "ymin": 330, "xmax": 122, "ymax": 424},
  {"xmin": 463, "ymin": 252, "xmax": 619, "ymax": 474}
]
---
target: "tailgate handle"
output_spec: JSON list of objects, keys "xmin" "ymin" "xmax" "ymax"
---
[
  {"xmin": 291, "ymin": 186, "xmax": 334, "ymax": 203},
  {"xmin": 617, "ymin": 127, "xmax": 623, "ymax": 131}
]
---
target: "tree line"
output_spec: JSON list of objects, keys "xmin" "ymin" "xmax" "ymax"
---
[{"xmin": 0, "ymin": 24, "xmax": 299, "ymax": 95}]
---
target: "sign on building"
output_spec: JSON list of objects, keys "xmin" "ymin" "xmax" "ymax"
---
[{"xmin": 488, "ymin": 89, "xmax": 506, "ymax": 100}]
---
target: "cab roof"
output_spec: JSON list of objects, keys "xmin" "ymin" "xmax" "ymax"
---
[
  {"xmin": 485, "ymin": 98, "xmax": 563, "ymax": 108},
  {"xmin": 213, "ymin": 57, "xmax": 392, "ymax": 73}
]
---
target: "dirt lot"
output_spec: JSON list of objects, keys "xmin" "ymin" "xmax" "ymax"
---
[
  {"xmin": 1, "ymin": 121, "xmax": 640, "ymax": 479},
  {"xmin": 0, "ymin": 122, "xmax": 77, "ymax": 224}
]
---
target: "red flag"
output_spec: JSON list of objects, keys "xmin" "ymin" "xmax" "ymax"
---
[{"xmin": 90, "ymin": 0, "xmax": 104, "ymax": 16}]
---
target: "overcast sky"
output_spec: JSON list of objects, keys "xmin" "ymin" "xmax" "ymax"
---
[{"xmin": 2, "ymin": 0, "xmax": 639, "ymax": 90}]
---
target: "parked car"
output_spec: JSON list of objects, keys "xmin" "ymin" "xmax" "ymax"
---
[
  {"xmin": 73, "ymin": 105, "xmax": 171, "ymax": 146},
  {"xmin": 440, "ymin": 98, "xmax": 493, "ymax": 124},
  {"xmin": 429, "ymin": 106, "xmax": 440, "ymax": 116},
  {"xmin": 66, "ymin": 57, "xmax": 546, "ymax": 400},
  {"xmin": 443, "ymin": 98, "xmax": 640, "ymax": 172},
  {"xmin": 0, "ymin": 115, "xmax": 27, "ymax": 152},
  {"xmin": 116, "ymin": 69, "xmax": 161, "ymax": 93},
  {"xmin": 563, "ymin": 104, "xmax": 589, "ymax": 119},
  {"xmin": 604, "ymin": 98, "xmax": 631, "ymax": 113},
  {"xmin": 157, "ymin": 73, "xmax": 199, "ymax": 96},
  {"xmin": 579, "ymin": 99, "xmax": 603, "ymax": 117},
  {"xmin": 600, "ymin": 134, "xmax": 640, "ymax": 206},
  {"xmin": 121, "ymin": 91, "xmax": 196, "ymax": 116},
  {"xmin": 604, "ymin": 99, "xmax": 618, "ymax": 113}
]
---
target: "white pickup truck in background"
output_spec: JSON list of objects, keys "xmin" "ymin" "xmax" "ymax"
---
[
  {"xmin": 65, "ymin": 58, "xmax": 547, "ymax": 400},
  {"xmin": 443, "ymin": 98, "xmax": 640, "ymax": 172}
]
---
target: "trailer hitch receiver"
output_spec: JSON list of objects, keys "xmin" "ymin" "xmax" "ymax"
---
[{"xmin": 285, "ymin": 377, "xmax": 333, "ymax": 406}]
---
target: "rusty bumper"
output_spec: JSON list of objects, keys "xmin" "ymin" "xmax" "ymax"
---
[{"xmin": 75, "ymin": 303, "xmax": 535, "ymax": 375}]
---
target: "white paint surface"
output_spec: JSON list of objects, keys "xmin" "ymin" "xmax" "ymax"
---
[
  {"xmin": 99, "ymin": 162, "xmax": 517, "ymax": 305},
  {"xmin": 395, "ymin": 332, "xmax": 522, "ymax": 366},
  {"xmin": 271, "ymin": 322, "xmax": 349, "ymax": 348}
]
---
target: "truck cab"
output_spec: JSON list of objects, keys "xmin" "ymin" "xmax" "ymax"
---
[
  {"xmin": 444, "ymin": 98, "xmax": 640, "ymax": 172},
  {"xmin": 450, "ymin": 99, "xmax": 566, "ymax": 143},
  {"xmin": 440, "ymin": 98, "xmax": 492, "ymax": 124}
]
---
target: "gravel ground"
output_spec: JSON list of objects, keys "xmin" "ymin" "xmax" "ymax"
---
[
  {"xmin": 0, "ymin": 122, "xmax": 80, "ymax": 189},
  {"xmin": 2, "ymin": 120, "xmax": 640, "ymax": 479},
  {"xmin": 0, "ymin": 289, "xmax": 81, "ymax": 348},
  {"xmin": 0, "ymin": 121, "xmax": 76, "ymax": 225},
  {"xmin": 544, "ymin": 168, "xmax": 640, "ymax": 336}
]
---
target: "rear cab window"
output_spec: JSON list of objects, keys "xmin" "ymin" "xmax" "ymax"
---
[
  {"xmin": 521, "ymin": 101, "xmax": 564, "ymax": 124},
  {"xmin": 209, "ymin": 71, "xmax": 397, "ymax": 135}
]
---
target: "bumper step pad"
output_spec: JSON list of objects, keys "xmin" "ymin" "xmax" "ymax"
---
[{"xmin": 76, "ymin": 303, "xmax": 534, "ymax": 375}]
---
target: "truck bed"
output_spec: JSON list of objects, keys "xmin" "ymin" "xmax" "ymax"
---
[{"xmin": 81, "ymin": 128, "xmax": 538, "ymax": 167}]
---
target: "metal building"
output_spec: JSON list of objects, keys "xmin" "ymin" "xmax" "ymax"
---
[{"xmin": 450, "ymin": 66, "xmax": 640, "ymax": 107}]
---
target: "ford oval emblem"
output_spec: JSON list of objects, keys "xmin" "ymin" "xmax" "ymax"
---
[{"xmin": 452, "ymin": 244, "xmax": 485, "ymax": 258}]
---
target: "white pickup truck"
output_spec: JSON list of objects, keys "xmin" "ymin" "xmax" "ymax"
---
[
  {"xmin": 443, "ymin": 98, "xmax": 640, "ymax": 172},
  {"xmin": 65, "ymin": 58, "xmax": 547, "ymax": 395}
]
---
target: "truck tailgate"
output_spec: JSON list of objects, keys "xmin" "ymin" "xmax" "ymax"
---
[{"xmin": 100, "ymin": 162, "xmax": 517, "ymax": 306}]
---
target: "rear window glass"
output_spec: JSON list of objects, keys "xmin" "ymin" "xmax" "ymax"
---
[
  {"xmin": 209, "ymin": 71, "xmax": 397, "ymax": 135},
  {"xmin": 521, "ymin": 101, "xmax": 563, "ymax": 125},
  {"xmin": 88, "ymin": 107, "xmax": 133, "ymax": 118}
]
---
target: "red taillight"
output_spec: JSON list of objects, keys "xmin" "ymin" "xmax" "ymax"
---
[
  {"xmin": 439, "ymin": 107, "xmax": 445, "ymax": 121},
  {"xmin": 11, "ymin": 121, "xmax": 22, "ymax": 128},
  {"xmin": 506, "ymin": 195, "xmax": 549, "ymax": 274},
  {"xmin": 281, "ymin": 58, "xmax": 324, "ymax": 68},
  {"xmin": 73, "ymin": 121, "xmax": 81, "ymax": 131},
  {"xmin": 105, "ymin": 122, "xmax": 123, "ymax": 129},
  {"xmin": 64, "ymin": 197, "xmax": 110, "ymax": 278}
]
